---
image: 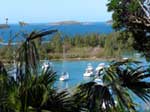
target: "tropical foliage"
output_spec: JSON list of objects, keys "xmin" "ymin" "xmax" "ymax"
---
[
  {"xmin": 107, "ymin": 0, "xmax": 150, "ymax": 60},
  {"xmin": 74, "ymin": 59, "xmax": 150, "ymax": 112},
  {"xmin": 0, "ymin": 30, "xmax": 150, "ymax": 112},
  {"xmin": 0, "ymin": 31, "xmax": 135, "ymax": 61},
  {"xmin": 0, "ymin": 30, "xmax": 75, "ymax": 112}
]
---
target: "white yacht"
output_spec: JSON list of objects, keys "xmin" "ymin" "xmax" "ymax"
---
[
  {"xmin": 42, "ymin": 61, "xmax": 53, "ymax": 71},
  {"xmin": 95, "ymin": 63, "xmax": 105, "ymax": 75},
  {"xmin": 59, "ymin": 72, "xmax": 69, "ymax": 81},
  {"xmin": 122, "ymin": 57, "xmax": 128, "ymax": 60},
  {"xmin": 83, "ymin": 63, "xmax": 94, "ymax": 77}
]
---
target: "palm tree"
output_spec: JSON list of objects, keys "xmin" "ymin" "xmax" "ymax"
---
[
  {"xmin": 0, "ymin": 61, "xmax": 20, "ymax": 112},
  {"xmin": 1, "ymin": 29, "xmax": 78, "ymax": 112},
  {"xmin": 74, "ymin": 59, "xmax": 150, "ymax": 112}
]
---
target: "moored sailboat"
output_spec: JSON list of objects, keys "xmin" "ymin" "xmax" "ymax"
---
[{"xmin": 83, "ymin": 63, "xmax": 94, "ymax": 77}]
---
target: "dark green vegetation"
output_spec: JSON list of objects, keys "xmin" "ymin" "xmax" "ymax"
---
[
  {"xmin": 33, "ymin": 32, "xmax": 134, "ymax": 59},
  {"xmin": 0, "ymin": 30, "xmax": 150, "ymax": 112},
  {"xmin": 1, "ymin": 0, "xmax": 150, "ymax": 111},
  {"xmin": 0, "ymin": 31, "xmax": 134, "ymax": 61},
  {"xmin": 107, "ymin": 0, "xmax": 150, "ymax": 60}
]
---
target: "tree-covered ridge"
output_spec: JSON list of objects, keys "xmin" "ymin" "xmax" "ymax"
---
[
  {"xmin": 25, "ymin": 31, "xmax": 134, "ymax": 59},
  {"xmin": 0, "ymin": 32, "xmax": 134, "ymax": 61}
]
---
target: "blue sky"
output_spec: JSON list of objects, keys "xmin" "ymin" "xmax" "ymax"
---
[{"xmin": 0, "ymin": 0, "xmax": 112, "ymax": 23}]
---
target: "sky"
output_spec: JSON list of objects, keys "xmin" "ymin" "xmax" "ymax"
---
[{"xmin": 0, "ymin": 0, "xmax": 112, "ymax": 23}]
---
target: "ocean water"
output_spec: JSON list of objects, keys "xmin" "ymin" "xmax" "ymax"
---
[
  {"xmin": 50, "ymin": 57, "xmax": 148, "ymax": 89},
  {"xmin": 52, "ymin": 60, "xmax": 109, "ymax": 89},
  {"xmin": 0, "ymin": 22, "xmax": 113, "ymax": 42}
]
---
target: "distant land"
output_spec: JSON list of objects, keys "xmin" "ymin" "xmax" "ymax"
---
[
  {"xmin": 48, "ymin": 20, "xmax": 113, "ymax": 26},
  {"xmin": 0, "ymin": 20, "xmax": 112, "ymax": 26},
  {"xmin": 19, "ymin": 21, "xmax": 28, "ymax": 26},
  {"xmin": 49, "ymin": 20, "xmax": 112, "ymax": 26},
  {"xmin": 0, "ymin": 24, "xmax": 10, "ymax": 29},
  {"xmin": 49, "ymin": 21, "xmax": 81, "ymax": 25},
  {"xmin": 106, "ymin": 20, "xmax": 113, "ymax": 25}
]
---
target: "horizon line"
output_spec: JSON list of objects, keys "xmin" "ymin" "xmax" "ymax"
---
[{"xmin": 1, "ymin": 20, "xmax": 110, "ymax": 24}]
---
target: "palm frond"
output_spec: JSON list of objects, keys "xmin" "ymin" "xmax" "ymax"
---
[
  {"xmin": 120, "ymin": 69, "xmax": 150, "ymax": 103},
  {"xmin": 88, "ymin": 84, "xmax": 115, "ymax": 111},
  {"xmin": 42, "ymin": 90, "xmax": 74, "ymax": 112},
  {"xmin": 39, "ymin": 67, "xmax": 56, "ymax": 88},
  {"xmin": 101, "ymin": 60, "xmax": 150, "ymax": 111},
  {"xmin": 74, "ymin": 82, "xmax": 115, "ymax": 111},
  {"xmin": 16, "ymin": 29, "xmax": 57, "ymax": 83},
  {"xmin": 0, "ymin": 61, "xmax": 7, "ymax": 75},
  {"xmin": 110, "ymin": 59, "xmax": 141, "ymax": 69},
  {"xmin": 27, "ymin": 30, "xmax": 58, "ymax": 41},
  {"xmin": 112, "ymin": 84, "xmax": 136, "ymax": 112},
  {"xmin": 27, "ymin": 83, "xmax": 48, "ymax": 108},
  {"xmin": 0, "ymin": 62, "xmax": 20, "ymax": 112}
]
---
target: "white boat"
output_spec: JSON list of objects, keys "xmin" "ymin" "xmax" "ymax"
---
[
  {"xmin": 42, "ymin": 61, "xmax": 52, "ymax": 71},
  {"xmin": 83, "ymin": 63, "xmax": 94, "ymax": 77},
  {"xmin": 122, "ymin": 57, "xmax": 128, "ymax": 60},
  {"xmin": 95, "ymin": 63, "xmax": 105, "ymax": 75},
  {"xmin": 59, "ymin": 72, "xmax": 69, "ymax": 81}
]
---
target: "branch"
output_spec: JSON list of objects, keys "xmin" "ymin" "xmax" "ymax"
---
[
  {"xmin": 129, "ymin": 15, "xmax": 150, "ymax": 27},
  {"xmin": 27, "ymin": 29, "xmax": 58, "ymax": 41}
]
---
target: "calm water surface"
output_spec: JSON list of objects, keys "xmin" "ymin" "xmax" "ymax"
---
[
  {"xmin": 52, "ymin": 60, "xmax": 109, "ymax": 89},
  {"xmin": 51, "ymin": 59, "xmax": 149, "ymax": 111},
  {"xmin": 0, "ymin": 22, "xmax": 113, "ymax": 42},
  {"xmin": 50, "ymin": 57, "xmax": 148, "ymax": 89}
]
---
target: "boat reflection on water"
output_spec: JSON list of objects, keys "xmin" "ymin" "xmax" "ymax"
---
[
  {"xmin": 57, "ymin": 80, "xmax": 69, "ymax": 90},
  {"xmin": 83, "ymin": 76, "xmax": 93, "ymax": 82}
]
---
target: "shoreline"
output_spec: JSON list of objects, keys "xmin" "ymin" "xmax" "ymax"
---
[
  {"xmin": 42, "ymin": 57, "xmax": 122, "ymax": 61},
  {"xmin": 1, "ymin": 57, "xmax": 122, "ymax": 64}
]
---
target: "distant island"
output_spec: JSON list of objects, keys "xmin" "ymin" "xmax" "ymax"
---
[
  {"xmin": 49, "ymin": 21, "xmax": 81, "ymax": 25},
  {"xmin": 0, "ymin": 24, "xmax": 10, "ymax": 29},
  {"xmin": 19, "ymin": 21, "xmax": 28, "ymax": 26},
  {"xmin": 106, "ymin": 20, "xmax": 113, "ymax": 25},
  {"xmin": 49, "ymin": 20, "xmax": 113, "ymax": 26}
]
